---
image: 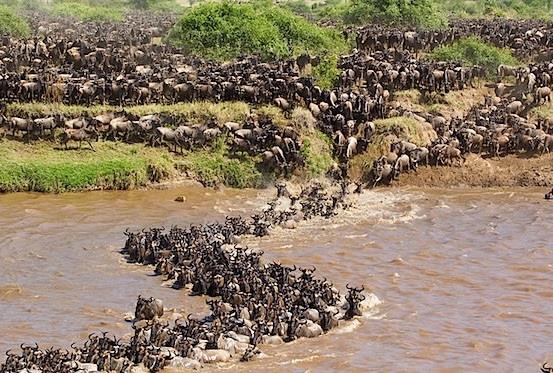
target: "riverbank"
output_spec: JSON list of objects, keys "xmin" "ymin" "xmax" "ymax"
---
[
  {"xmin": 2, "ymin": 137, "xmax": 552, "ymax": 193},
  {"xmin": 0, "ymin": 129, "xmax": 333, "ymax": 193},
  {"xmin": 395, "ymin": 153, "xmax": 553, "ymax": 188},
  {"xmin": 0, "ymin": 139, "xmax": 270, "ymax": 193}
]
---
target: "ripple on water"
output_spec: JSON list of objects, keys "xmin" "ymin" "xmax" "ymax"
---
[{"xmin": 1, "ymin": 187, "xmax": 553, "ymax": 372}]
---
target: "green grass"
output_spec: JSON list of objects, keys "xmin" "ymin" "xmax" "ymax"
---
[
  {"xmin": 428, "ymin": 36, "xmax": 520, "ymax": 75},
  {"xmin": 439, "ymin": 0, "xmax": 553, "ymax": 20},
  {"xmin": 0, "ymin": 140, "xmax": 174, "ymax": 193},
  {"xmin": 0, "ymin": 137, "xmax": 274, "ymax": 192},
  {"xmin": 52, "ymin": 1, "xmax": 124, "ymax": 22},
  {"xmin": 0, "ymin": 5, "xmax": 30, "ymax": 37},
  {"xmin": 300, "ymin": 130, "xmax": 334, "ymax": 178},
  {"xmin": 177, "ymin": 138, "xmax": 267, "ymax": 188}
]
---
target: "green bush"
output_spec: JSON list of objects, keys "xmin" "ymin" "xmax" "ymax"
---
[
  {"xmin": 344, "ymin": 0, "xmax": 447, "ymax": 27},
  {"xmin": 167, "ymin": 1, "xmax": 347, "ymax": 61},
  {"xmin": 428, "ymin": 36, "xmax": 520, "ymax": 75},
  {"xmin": 0, "ymin": 5, "xmax": 30, "ymax": 37},
  {"xmin": 312, "ymin": 54, "xmax": 339, "ymax": 90},
  {"xmin": 282, "ymin": 0, "xmax": 313, "ymax": 18},
  {"xmin": 52, "ymin": 1, "xmax": 123, "ymax": 22}
]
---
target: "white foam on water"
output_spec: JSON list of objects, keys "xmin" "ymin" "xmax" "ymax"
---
[
  {"xmin": 333, "ymin": 318, "xmax": 362, "ymax": 334},
  {"xmin": 266, "ymin": 190, "xmax": 425, "ymax": 241},
  {"xmin": 276, "ymin": 353, "xmax": 339, "ymax": 366}
]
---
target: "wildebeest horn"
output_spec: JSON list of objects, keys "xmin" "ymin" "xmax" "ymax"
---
[
  {"xmin": 20, "ymin": 343, "xmax": 26, "ymax": 349},
  {"xmin": 5, "ymin": 349, "xmax": 11, "ymax": 356},
  {"xmin": 346, "ymin": 283, "xmax": 352, "ymax": 290},
  {"xmin": 70, "ymin": 342, "xmax": 77, "ymax": 350},
  {"xmin": 309, "ymin": 265, "xmax": 316, "ymax": 272}
]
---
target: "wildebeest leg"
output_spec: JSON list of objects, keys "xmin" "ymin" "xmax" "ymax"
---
[{"xmin": 87, "ymin": 140, "xmax": 95, "ymax": 152}]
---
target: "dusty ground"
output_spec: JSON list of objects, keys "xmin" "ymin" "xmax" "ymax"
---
[
  {"xmin": 392, "ymin": 84, "xmax": 494, "ymax": 120},
  {"xmin": 395, "ymin": 153, "xmax": 553, "ymax": 188}
]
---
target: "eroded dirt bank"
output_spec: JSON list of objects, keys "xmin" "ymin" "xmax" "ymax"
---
[{"xmin": 394, "ymin": 153, "xmax": 553, "ymax": 188}]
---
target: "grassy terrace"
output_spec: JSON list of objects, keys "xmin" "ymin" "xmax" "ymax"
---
[
  {"xmin": 0, "ymin": 138, "xmax": 272, "ymax": 193},
  {"xmin": 6, "ymin": 102, "xmax": 260, "ymax": 124},
  {"xmin": 0, "ymin": 103, "xmax": 334, "ymax": 192},
  {"xmin": 0, "ymin": 140, "xmax": 174, "ymax": 193}
]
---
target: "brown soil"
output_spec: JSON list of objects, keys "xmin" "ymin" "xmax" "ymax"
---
[
  {"xmin": 395, "ymin": 153, "xmax": 553, "ymax": 188},
  {"xmin": 392, "ymin": 85, "xmax": 494, "ymax": 120}
]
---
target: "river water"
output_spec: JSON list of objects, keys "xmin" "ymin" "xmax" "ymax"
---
[{"xmin": 0, "ymin": 186, "xmax": 552, "ymax": 372}]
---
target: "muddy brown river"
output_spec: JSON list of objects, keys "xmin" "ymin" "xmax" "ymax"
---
[{"xmin": 1, "ymin": 186, "xmax": 552, "ymax": 372}]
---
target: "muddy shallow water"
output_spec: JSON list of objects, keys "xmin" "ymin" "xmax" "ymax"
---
[{"xmin": 1, "ymin": 186, "xmax": 552, "ymax": 372}]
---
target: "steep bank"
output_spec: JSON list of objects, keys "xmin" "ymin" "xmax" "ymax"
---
[{"xmin": 395, "ymin": 153, "xmax": 553, "ymax": 188}]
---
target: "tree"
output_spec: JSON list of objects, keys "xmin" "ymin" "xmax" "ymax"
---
[{"xmin": 346, "ymin": 0, "xmax": 446, "ymax": 28}]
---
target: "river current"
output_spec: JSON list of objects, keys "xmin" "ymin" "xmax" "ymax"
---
[{"xmin": 0, "ymin": 186, "xmax": 552, "ymax": 372}]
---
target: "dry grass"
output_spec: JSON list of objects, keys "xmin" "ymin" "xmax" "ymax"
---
[
  {"xmin": 528, "ymin": 101, "xmax": 553, "ymax": 122},
  {"xmin": 7, "ymin": 102, "xmax": 256, "ymax": 125},
  {"xmin": 348, "ymin": 116, "xmax": 437, "ymax": 182},
  {"xmin": 392, "ymin": 84, "xmax": 493, "ymax": 120},
  {"xmin": 290, "ymin": 107, "xmax": 317, "ymax": 134}
]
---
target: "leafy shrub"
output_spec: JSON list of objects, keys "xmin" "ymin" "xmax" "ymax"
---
[
  {"xmin": 167, "ymin": 1, "xmax": 347, "ymax": 61},
  {"xmin": 0, "ymin": 5, "xmax": 30, "ymax": 37},
  {"xmin": 312, "ymin": 54, "xmax": 339, "ymax": 90},
  {"xmin": 428, "ymin": 36, "xmax": 520, "ymax": 75},
  {"xmin": 345, "ymin": 0, "xmax": 447, "ymax": 28}
]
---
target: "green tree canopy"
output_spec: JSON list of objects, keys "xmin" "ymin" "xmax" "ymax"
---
[{"xmin": 167, "ymin": 1, "xmax": 346, "ymax": 61}]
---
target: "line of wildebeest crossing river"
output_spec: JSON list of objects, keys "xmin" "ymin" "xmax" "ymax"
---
[{"xmin": 0, "ymin": 182, "xmax": 383, "ymax": 372}]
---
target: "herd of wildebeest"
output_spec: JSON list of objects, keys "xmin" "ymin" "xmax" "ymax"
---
[
  {"xmin": 2, "ymin": 182, "xmax": 374, "ymax": 372},
  {"xmin": 1, "ymin": 12, "xmax": 553, "ymax": 185},
  {"xmin": 3, "ymin": 7, "xmax": 553, "ymax": 372}
]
